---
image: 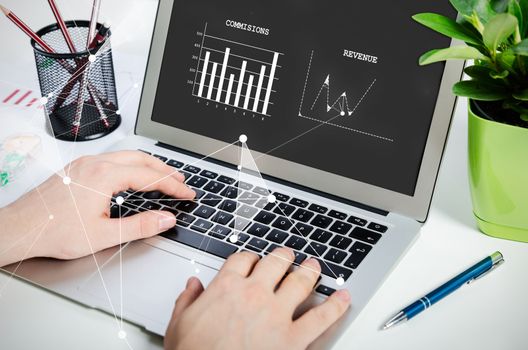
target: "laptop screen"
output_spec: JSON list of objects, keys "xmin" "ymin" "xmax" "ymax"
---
[{"xmin": 151, "ymin": 0, "xmax": 456, "ymax": 196}]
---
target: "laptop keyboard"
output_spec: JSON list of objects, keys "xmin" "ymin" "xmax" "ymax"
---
[{"xmin": 110, "ymin": 151, "xmax": 389, "ymax": 286}]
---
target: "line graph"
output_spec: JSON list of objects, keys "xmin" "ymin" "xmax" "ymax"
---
[{"xmin": 310, "ymin": 75, "xmax": 354, "ymax": 117}]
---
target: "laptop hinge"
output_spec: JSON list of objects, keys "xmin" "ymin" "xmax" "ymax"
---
[{"xmin": 156, "ymin": 142, "xmax": 389, "ymax": 217}]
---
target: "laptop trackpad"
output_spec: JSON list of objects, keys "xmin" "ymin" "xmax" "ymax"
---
[{"xmin": 78, "ymin": 241, "xmax": 218, "ymax": 334}]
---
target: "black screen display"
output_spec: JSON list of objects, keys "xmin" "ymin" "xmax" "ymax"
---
[{"xmin": 151, "ymin": 0, "xmax": 456, "ymax": 196}]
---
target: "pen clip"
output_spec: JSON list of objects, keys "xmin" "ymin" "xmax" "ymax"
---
[{"xmin": 466, "ymin": 257, "xmax": 505, "ymax": 284}]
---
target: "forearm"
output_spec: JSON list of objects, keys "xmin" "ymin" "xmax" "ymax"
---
[{"xmin": 0, "ymin": 198, "xmax": 46, "ymax": 267}]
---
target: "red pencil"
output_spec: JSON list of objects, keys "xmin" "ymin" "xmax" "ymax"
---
[
  {"xmin": 47, "ymin": 0, "xmax": 76, "ymax": 53},
  {"xmin": 0, "ymin": 4, "xmax": 54, "ymax": 52}
]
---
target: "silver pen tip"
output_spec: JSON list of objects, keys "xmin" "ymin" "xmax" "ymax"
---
[{"xmin": 382, "ymin": 311, "xmax": 406, "ymax": 330}]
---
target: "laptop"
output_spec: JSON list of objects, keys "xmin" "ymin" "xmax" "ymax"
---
[{"xmin": 4, "ymin": 0, "xmax": 464, "ymax": 348}]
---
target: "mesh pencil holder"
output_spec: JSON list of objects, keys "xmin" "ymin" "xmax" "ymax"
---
[{"xmin": 32, "ymin": 20, "xmax": 120, "ymax": 142}]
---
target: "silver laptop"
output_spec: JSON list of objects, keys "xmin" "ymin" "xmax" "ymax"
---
[{"xmin": 4, "ymin": 0, "xmax": 464, "ymax": 348}]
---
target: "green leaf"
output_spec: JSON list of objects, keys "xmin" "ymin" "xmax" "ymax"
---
[
  {"xmin": 450, "ymin": 0, "xmax": 494, "ymax": 22},
  {"xmin": 490, "ymin": 69, "xmax": 510, "ymax": 78},
  {"xmin": 453, "ymin": 80, "xmax": 511, "ymax": 100},
  {"xmin": 492, "ymin": 0, "xmax": 512, "ymax": 13},
  {"xmin": 419, "ymin": 46, "xmax": 488, "ymax": 65},
  {"xmin": 508, "ymin": 0, "xmax": 524, "ymax": 39},
  {"xmin": 519, "ymin": 0, "xmax": 528, "ymax": 36},
  {"xmin": 412, "ymin": 13, "xmax": 482, "ymax": 45},
  {"xmin": 511, "ymin": 38, "xmax": 528, "ymax": 55},
  {"xmin": 520, "ymin": 113, "xmax": 528, "ymax": 121},
  {"xmin": 465, "ymin": 64, "xmax": 494, "ymax": 78},
  {"xmin": 450, "ymin": 0, "xmax": 478, "ymax": 17},
  {"xmin": 483, "ymin": 13, "xmax": 518, "ymax": 52},
  {"xmin": 513, "ymin": 88, "xmax": 528, "ymax": 100}
]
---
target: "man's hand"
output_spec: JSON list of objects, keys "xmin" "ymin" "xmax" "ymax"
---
[
  {"xmin": 165, "ymin": 248, "xmax": 351, "ymax": 350},
  {"xmin": 0, "ymin": 151, "xmax": 194, "ymax": 266}
]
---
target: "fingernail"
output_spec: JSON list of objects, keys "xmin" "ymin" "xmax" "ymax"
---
[
  {"xmin": 175, "ymin": 172, "xmax": 185, "ymax": 182},
  {"xmin": 334, "ymin": 289, "xmax": 351, "ymax": 303},
  {"xmin": 159, "ymin": 214, "xmax": 176, "ymax": 231},
  {"xmin": 187, "ymin": 187, "xmax": 196, "ymax": 198},
  {"xmin": 305, "ymin": 258, "xmax": 320, "ymax": 270},
  {"xmin": 186, "ymin": 277, "xmax": 197, "ymax": 288}
]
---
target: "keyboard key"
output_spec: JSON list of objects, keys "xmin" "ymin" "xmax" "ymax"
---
[
  {"xmin": 247, "ymin": 223, "xmax": 270, "ymax": 237},
  {"xmin": 229, "ymin": 217, "xmax": 251, "ymax": 231},
  {"xmin": 350, "ymin": 227, "xmax": 382, "ymax": 244},
  {"xmin": 162, "ymin": 227, "xmax": 237, "ymax": 259},
  {"xmin": 218, "ymin": 175, "xmax": 236, "ymax": 185},
  {"xmin": 200, "ymin": 170, "xmax": 218, "ymax": 179},
  {"xmin": 211, "ymin": 211, "xmax": 234, "ymax": 225},
  {"xmin": 219, "ymin": 199, "xmax": 238, "ymax": 213},
  {"xmin": 253, "ymin": 186, "xmax": 270, "ymax": 196},
  {"xmin": 176, "ymin": 213, "xmax": 196, "ymax": 227},
  {"xmin": 310, "ymin": 229, "xmax": 332, "ymax": 243},
  {"xmin": 231, "ymin": 233, "xmax": 250, "ymax": 246},
  {"xmin": 272, "ymin": 216, "xmax": 293, "ymax": 230},
  {"xmin": 329, "ymin": 235, "xmax": 352, "ymax": 250},
  {"xmin": 273, "ymin": 192, "xmax": 290, "ymax": 202},
  {"xmin": 210, "ymin": 225, "xmax": 232, "ymax": 239},
  {"xmin": 308, "ymin": 204, "xmax": 328, "ymax": 214},
  {"xmin": 110, "ymin": 205, "xmax": 128, "ymax": 218},
  {"xmin": 315, "ymin": 285, "xmax": 336, "ymax": 296},
  {"xmin": 141, "ymin": 202, "xmax": 161, "ymax": 211},
  {"xmin": 203, "ymin": 193, "xmax": 223, "ymax": 207},
  {"xmin": 345, "ymin": 242, "xmax": 372, "ymax": 269},
  {"xmin": 291, "ymin": 223, "xmax": 314, "ymax": 236},
  {"xmin": 265, "ymin": 243, "xmax": 282, "ymax": 254},
  {"xmin": 220, "ymin": 186, "xmax": 239, "ymax": 199},
  {"xmin": 293, "ymin": 251, "xmax": 307, "ymax": 265},
  {"xmin": 329, "ymin": 221, "xmax": 353, "ymax": 235},
  {"xmin": 153, "ymin": 154, "xmax": 167, "ymax": 162},
  {"xmin": 176, "ymin": 201, "xmax": 198, "ymax": 213},
  {"xmin": 348, "ymin": 215, "xmax": 367, "ymax": 226},
  {"xmin": 266, "ymin": 229, "xmax": 289, "ymax": 244},
  {"xmin": 138, "ymin": 149, "xmax": 151, "ymax": 155},
  {"xmin": 194, "ymin": 205, "xmax": 216, "ymax": 219},
  {"xmin": 246, "ymin": 238, "xmax": 268, "ymax": 253},
  {"xmin": 187, "ymin": 175, "xmax": 208, "ymax": 188},
  {"xmin": 311, "ymin": 215, "xmax": 333, "ymax": 229},
  {"xmin": 167, "ymin": 159, "xmax": 184, "ymax": 168},
  {"xmin": 324, "ymin": 248, "xmax": 347, "ymax": 264},
  {"xmin": 316, "ymin": 259, "xmax": 353, "ymax": 280},
  {"xmin": 273, "ymin": 202, "xmax": 296, "ymax": 216},
  {"xmin": 181, "ymin": 172, "xmax": 192, "ymax": 181},
  {"xmin": 255, "ymin": 199, "xmax": 274, "ymax": 210},
  {"xmin": 284, "ymin": 236, "xmax": 308, "ymax": 250},
  {"xmin": 292, "ymin": 209, "xmax": 315, "ymax": 223},
  {"xmin": 290, "ymin": 198, "xmax": 309, "ymax": 208},
  {"xmin": 203, "ymin": 181, "xmax": 225, "ymax": 194},
  {"xmin": 191, "ymin": 219, "xmax": 213, "ymax": 233},
  {"xmin": 236, "ymin": 205, "xmax": 258, "ymax": 219},
  {"xmin": 328, "ymin": 210, "xmax": 347, "ymax": 220},
  {"xmin": 184, "ymin": 165, "xmax": 201, "ymax": 174},
  {"xmin": 239, "ymin": 191, "xmax": 259, "ymax": 205},
  {"xmin": 304, "ymin": 242, "xmax": 328, "ymax": 256},
  {"xmin": 368, "ymin": 222, "xmax": 388, "ymax": 233},
  {"xmin": 192, "ymin": 189, "xmax": 206, "ymax": 200},
  {"xmin": 254, "ymin": 211, "xmax": 277, "ymax": 225},
  {"xmin": 143, "ymin": 191, "xmax": 164, "ymax": 200},
  {"xmin": 236, "ymin": 181, "xmax": 253, "ymax": 190}
]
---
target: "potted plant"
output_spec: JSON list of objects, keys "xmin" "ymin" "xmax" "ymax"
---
[{"xmin": 414, "ymin": 0, "xmax": 528, "ymax": 242}]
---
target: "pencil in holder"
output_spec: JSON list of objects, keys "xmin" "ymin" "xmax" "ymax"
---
[{"xmin": 31, "ymin": 20, "xmax": 120, "ymax": 142}]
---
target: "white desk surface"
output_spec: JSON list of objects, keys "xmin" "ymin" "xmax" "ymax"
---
[{"xmin": 0, "ymin": 1, "xmax": 527, "ymax": 349}]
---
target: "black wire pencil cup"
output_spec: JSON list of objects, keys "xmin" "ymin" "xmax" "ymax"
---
[{"xmin": 32, "ymin": 20, "xmax": 120, "ymax": 142}]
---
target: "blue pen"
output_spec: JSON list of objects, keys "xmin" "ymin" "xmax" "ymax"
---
[{"xmin": 383, "ymin": 251, "xmax": 505, "ymax": 330}]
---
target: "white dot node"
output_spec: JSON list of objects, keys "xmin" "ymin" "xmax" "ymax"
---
[
  {"xmin": 340, "ymin": 111, "xmax": 345, "ymax": 117},
  {"xmin": 237, "ymin": 165, "xmax": 242, "ymax": 171},
  {"xmin": 229, "ymin": 235, "xmax": 239, "ymax": 243},
  {"xmin": 40, "ymin": 97, "xmax": 49, "ymax": 105},
  {"xmin": 117, "ymin": 330, "xmax": 127, "ymax": 339},
  {"xmin": 267, "ymin": 194, "xmax": 276, "ymax": 203},
  {"xmin": 116, "ymin": 196, "xmax": 125, "ymax": 205},
  {"xmin": 88, "ymin": 54, "xmax": 96, "ymax": 62},
  {"xmin": 62, "ymin": 176, "xmax": 71, "ymax": 185},
  {"xmin": 239, "ymin": 134, "xmax": 248, "ymax": 143},
  {"xmin": 116, "ymin": 110, "xmax": 121, "ymax": 115},
  {"xmin": 336, "ymin": 277, "xmax": 345, "ymax": 286},
  {"xmin": 195, "ymin": 268, "xmax": 200, "ymax": 274},
  {"xmin": 133, "ymin": 83, "xmax": 139, "ymax": 89},
  {"xmin": 49, "ymin": 214, "xmax": 54, "ymax": 220},
  {"xmin": 190, "ymin": 259, "xmax": 195, "ymax": 265}
]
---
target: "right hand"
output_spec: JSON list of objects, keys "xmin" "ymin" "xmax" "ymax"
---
[{"xmin": 164, "ymin": 248, "xmax": 351, "ymax": 350}]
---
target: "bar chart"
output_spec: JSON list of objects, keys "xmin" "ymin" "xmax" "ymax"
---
[{"xmin": 192, "ymin": 27, "xmax": 282, "ymax": 117}]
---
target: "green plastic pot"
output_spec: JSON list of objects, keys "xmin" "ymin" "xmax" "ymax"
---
[{"xmin": 468, "ymin": 101, "xmax": 528, "ymax": 243}]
